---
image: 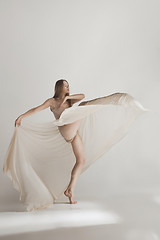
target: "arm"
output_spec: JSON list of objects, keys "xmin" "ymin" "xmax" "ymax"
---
[
  {"xmin": 67, "ymin": 94, "xmax": 85, "ymax": 105},
  {"xmin": 68, "ymin": 93, "xmax": 85, "ymax": 100},
  {"xmin": 15, "ymin": 98, "xmax": 51, "ymax": 127},
  {"xmin": 60, "ymin": 94, "xmax": 85, "ymax": 107}
]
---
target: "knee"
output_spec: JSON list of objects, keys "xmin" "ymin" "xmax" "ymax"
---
[{"xmin": 77, "ymin": 158, "xmax": 86, "ymax": 165}]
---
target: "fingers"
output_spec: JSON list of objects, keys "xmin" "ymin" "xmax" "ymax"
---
[
  {"xmin": 15, "ymin": 119, "xmax": 21, "ymax": 127},
  {"xmin": 15, "ymin": 119, "xmax": 18, "ymax": 127}
]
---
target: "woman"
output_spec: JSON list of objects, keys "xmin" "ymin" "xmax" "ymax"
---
[
  {"xmin": 15, "ymin": 79, "xmax": 86, "ymax": 204},
  {"xmin": 4, "ymin": 79, "xmax": 149, "ymax": 211}
]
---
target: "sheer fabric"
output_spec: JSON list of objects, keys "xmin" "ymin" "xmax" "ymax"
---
[{"xmin": 3, "ymin": 93, "xmax": 149, "ymax": 211}]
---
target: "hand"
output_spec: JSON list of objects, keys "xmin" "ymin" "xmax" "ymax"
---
[
  {"xmin": 15, "ymin": 116, "xmax": 22, "ymax": 127},
  {"xmin": 60, "ymin": 96, "xmax": 68, "ymax": 107}
]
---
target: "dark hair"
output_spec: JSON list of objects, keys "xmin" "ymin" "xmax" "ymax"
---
[{"xmin": 53, "ymin": 79, "xmax": 72, "ymax": 107}]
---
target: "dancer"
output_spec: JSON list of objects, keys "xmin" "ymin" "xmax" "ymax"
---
[
  {"xmin": 4, "ymin": 79, "xmax": 149, "ymax": 211},
  {"xmin": 15, "ymin": 79, "xmax": 86, "ymax": 204}
]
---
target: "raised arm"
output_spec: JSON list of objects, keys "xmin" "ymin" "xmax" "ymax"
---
[
  {"xmin": 60, "ymin": 94, "xmax": 85, "ymax": 107},
  {"xmin": 15, "ymin": 98, "xmax": 52, "ymax": 127}
]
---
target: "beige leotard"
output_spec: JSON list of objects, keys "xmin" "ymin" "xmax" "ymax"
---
[{"xmin": 50, "ymin": 98, "xmax": 71, "ymax": 120}]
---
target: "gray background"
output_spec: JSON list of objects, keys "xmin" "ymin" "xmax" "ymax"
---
[{"xmin": 0, "ymin": 0, "xmax": 159, "ymax": 208}]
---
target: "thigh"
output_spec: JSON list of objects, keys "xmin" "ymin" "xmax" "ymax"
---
[
  {"xmin": 58, "ymin": 119, "xmax": 82, "ymax": 141},
  {"xmin": 71, "ymin": 132, "xmax": 85, "ymax": 162}
]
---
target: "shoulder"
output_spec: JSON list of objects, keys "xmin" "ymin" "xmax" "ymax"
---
[
  {"xmin": 47, "ymin": 97, "xmax": 56, "ymax": 108},
  {"xmin": 46, "ymin": 97, "xmax": 55, "ymax": 102}
]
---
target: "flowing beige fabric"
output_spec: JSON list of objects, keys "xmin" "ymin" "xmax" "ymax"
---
[{"xmin": 3, "ymin": 93, "xmax": 149, "ymax": 212}]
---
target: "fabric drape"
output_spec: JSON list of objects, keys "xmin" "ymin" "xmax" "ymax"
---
[{"xmin": 3, "ymin": 92, "xmax": 149, "ymax": 211}]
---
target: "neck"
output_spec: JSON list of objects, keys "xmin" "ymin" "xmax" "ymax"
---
[{"xmin": 57, "ymin": 94, "xmax": 66, "ymax": 99}]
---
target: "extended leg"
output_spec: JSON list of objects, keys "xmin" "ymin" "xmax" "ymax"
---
[
  {"xmin": 65, "ymin": 135, "xmax": 76, "ymax": 143},
  {"xmin": 58, "ymin": 119, "xmax": 81, "ymax": 143}
]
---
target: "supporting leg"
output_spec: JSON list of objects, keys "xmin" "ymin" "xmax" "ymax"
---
[{"xmin": 64, "ymin": 131, "xmax": 86, "ymax": 204}]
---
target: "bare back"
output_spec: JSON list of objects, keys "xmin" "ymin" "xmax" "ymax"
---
[{"xmin": 50, "ymin": 97, "xmax": 72, "ymax": 120}]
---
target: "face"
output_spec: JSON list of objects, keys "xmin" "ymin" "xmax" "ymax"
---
[{"xmin": 63, "ymin": 81, "xmax": 70, "ymax": 93}]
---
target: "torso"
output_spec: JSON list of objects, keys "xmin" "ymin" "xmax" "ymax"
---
[{"xmin": 49, "ymin": 97, "xmax": 72, "ymax": 120}]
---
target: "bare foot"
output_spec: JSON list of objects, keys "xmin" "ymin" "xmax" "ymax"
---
[{"xmin": 64, "ymin": 188, "xmax": 77, "ymax": 204}]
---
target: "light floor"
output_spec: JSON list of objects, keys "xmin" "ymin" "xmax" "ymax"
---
[{"xmin": 1, "ymin": 193, "xmax": 160, "ymax": 240}]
